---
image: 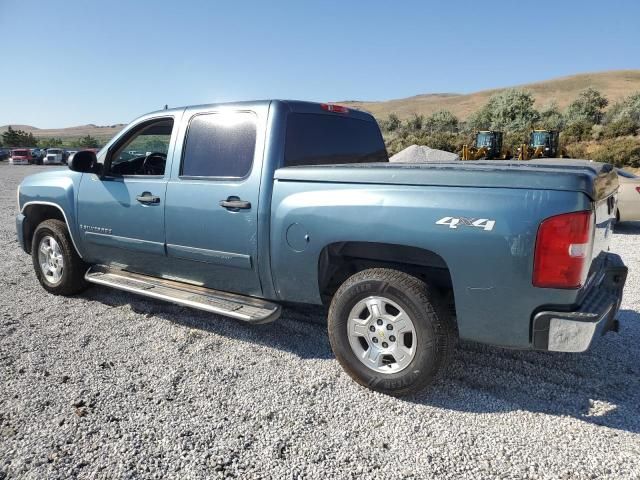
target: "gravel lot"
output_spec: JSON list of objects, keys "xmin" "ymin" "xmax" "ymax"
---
[{"xmin": 1, "ymin": 164, "xmax": 639, "ymax": 480}]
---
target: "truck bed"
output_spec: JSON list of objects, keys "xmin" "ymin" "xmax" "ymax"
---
[{"xmin": 275, "ymin": 159, "xmax": 618, "ymax": 202}]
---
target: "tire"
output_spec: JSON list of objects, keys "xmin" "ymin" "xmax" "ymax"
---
[
  {"xmin": 327, "ymin": 268, "xmax": 456, "ymax": 395},
  {"xmin": 31, "ymin": 219, "xmax": 88, "ymax": 295}
]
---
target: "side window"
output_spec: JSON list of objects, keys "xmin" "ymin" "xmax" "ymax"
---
[
  {"xmin": 181, "ymin": 112, "xmax": 256, "ymax": 178},
  {"xmin": 109, "ymin": 118, "xmax": 174, "ymax": 176}
]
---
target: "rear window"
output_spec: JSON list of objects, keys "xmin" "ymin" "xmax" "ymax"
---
[
  {"xmin": 181, "ymin": 112, "xmax": 256, "ymax": 178},
  {"xmin": 13, "ymin": 150, "xmax": 28, "ymax": 156},
  {"xmin": 284, "ymin": 113, "xmax": 388, "ymax": 167},
  {"xmin": 48, "ymin": 149, "xmax": 62, "ymax": 154}
]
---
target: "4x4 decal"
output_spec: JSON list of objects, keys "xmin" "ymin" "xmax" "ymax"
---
[{"xmin": 435, "ymin": 216, "xmax": 496, "ymax": 231}]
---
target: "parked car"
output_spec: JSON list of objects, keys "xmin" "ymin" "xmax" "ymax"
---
[
  {"xmin": 43, "ymin": 148, "xmax": 65, "ymax": 165},
  {"xmin": 9, "ymin": 148, "xmax": 33, "ymax": 165},
  {"xmin": 15, "ymin": 100, "xmax": 628, "ymax": 395},
  {"xmin": 615, "ymin": 168, "xmax": 640, "ymax": 222},
  {"xmin": 0, "ymin": 148, "xmax": 11, "ymax": 161},
  {"xmin": 29, "ymin": 148, "xmax": 44, "ymax": 165}
]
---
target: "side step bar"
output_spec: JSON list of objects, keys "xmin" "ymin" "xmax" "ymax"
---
[{"xmin": 85, "ymin": 266, "xmax": 281, "ymax": 324}]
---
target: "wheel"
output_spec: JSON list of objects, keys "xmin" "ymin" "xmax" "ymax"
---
[
  {"xmin": 327, "ymin": 268, "xmax": 456, "ymax": 395},
  {"xmin": 31, "ymin": 219, "xmax": 88, "ymax": 295}
]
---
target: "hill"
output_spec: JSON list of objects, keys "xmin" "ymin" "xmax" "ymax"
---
[
  {"xmin": 342, "ymin": 70, "xmax": 640, "ymax": 120},
  {"xmin": 0, "ymin": 123, "xmax": 125, "ymax": 142}
]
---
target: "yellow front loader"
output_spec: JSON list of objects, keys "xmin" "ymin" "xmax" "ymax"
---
[
  {"xmin": 461, "ymin": 131, "xmax": 511, "ymax": 160},
  {"xmin": 516, "ymin": 130, "xmax": 569, "ymax": 160}
]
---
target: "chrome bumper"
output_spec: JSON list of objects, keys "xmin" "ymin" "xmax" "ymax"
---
[{"xmin": 532, "ymin": 253, "xmax": 627, "ymax": 352}]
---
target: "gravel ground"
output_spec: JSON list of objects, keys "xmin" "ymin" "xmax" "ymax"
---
[{"xmin": 1, "ymin": 164, "xmax": 639, "ymax": 480}]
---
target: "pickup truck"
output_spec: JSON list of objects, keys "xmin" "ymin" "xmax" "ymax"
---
[{"xmin": 16, "ymin": 100, "xmax": 628, "ymax": 395}]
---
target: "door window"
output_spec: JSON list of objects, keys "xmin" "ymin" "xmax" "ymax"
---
[
  {"xmin": 108, "ymin": 118, "xmax": 174, "ymax": 176},
  {"xmin": 181, "ymin": 112, "xmax": 256, "ymax": 178}
]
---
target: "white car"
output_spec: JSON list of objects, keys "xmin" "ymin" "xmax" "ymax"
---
[
  {"xmin": 43, "ymin": 148, "xmax": 65, "ymax": 164},
  {"xmin": 616, "ymin": 169, "xmax": 640, "ymax": 222}
]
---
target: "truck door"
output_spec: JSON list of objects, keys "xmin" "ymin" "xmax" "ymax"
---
[
  {"xmin": 163, "ymin": 105, "xmax": 268, "ymax": 296},
  {"xmin": 76, "ymin": 115, "xmax": 180, "ymax": 275}
]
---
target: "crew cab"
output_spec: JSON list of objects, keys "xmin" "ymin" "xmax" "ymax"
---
[{"xmin": 16, "ymin": 100, "xmax": 628, "ymax": 395}]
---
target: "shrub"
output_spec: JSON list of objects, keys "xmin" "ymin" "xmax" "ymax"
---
[
  {"xmin": 563, "ymin": 120, "xmax": 594, "ymax": 142},
  {"xmin": 589, "ymin": 137, "xmax": 640, "ymax": 168},
  {"xmin": 565, "ymin": 88, "xmax": 608, "ymax": 124},
  {"xmin": 603, "ymin": 117, "xmax": 639, "ymax": 138}
]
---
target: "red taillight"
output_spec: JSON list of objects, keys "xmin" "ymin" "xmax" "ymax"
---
[
  {"xmin": 533, "ymin": 211, "xmax": 593, "ymax": 289},
  {"xmin": 635, "ymin": 186, "xmax": 640, "ymax": 194},
  {"xmin": 320, "ymin": 103, "xmax": 349, "ymax": 114}
]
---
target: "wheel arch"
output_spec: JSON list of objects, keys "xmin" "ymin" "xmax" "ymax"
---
[
  {"xmin": 317, "ymin": 241, "xmax": 456, "ymax": 321},
  {"xmin": 21, "ymin": 202, "xmax": 83, "ymax": 257}
]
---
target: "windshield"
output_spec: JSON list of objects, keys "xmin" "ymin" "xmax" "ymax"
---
[
  {"xmin": 476, "ymin": 132, "xmax": 494, "ymax": 147},
  {"xmin": 13, "ymin": 150, "xmax": 28, "ymax": 156},
  {"xmin": 48, "ymin": 149, "xmax": 62, "ymax": 154},
  {"xmin": 531, "ymin": 131, "xmax": 550, "ymax": 147}
]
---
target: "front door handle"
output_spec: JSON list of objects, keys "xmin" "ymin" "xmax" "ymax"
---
[
  {"xmin": 136, "ymin": 192, "xmax": 160, "ymax": 204},
  {"xmin": 219, "ymin": 197, "xmax": 251, "ymax": 211}
]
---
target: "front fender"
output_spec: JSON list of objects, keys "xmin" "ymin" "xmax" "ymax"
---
[{"xmin": 18, "ymin": 170, "xmax": 85, "ymax": 257}]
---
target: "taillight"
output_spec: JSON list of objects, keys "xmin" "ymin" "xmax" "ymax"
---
[
  {"xmin": 533, "ymin": 211, "xmax": 593, "ymax": 289},
  {"xmin": 320, "ymin": 103, "xmax": 349, "ymax": 114},
  {"xmin": 635, "ymin": 186, "xmax": 640, "ymax": 194}
]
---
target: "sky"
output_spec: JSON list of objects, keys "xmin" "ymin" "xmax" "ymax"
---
[{"xmin": 1, "ymin": 0, "xmax": 639, "ymax": 128}]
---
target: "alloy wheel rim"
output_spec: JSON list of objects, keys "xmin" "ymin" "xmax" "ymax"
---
[
  {"xmin": 38, "ymin": 235, "xmax": 64, "ymax": 285},
  {"xmin": 347, "ymin": 296, "xmax": 417, "ymax": 374}
]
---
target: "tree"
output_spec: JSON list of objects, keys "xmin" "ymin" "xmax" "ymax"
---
[
  {"xmin": 424, "ymin": 110, "xmax": 459, "ymax": 134},
  {"xmin": 565, "ymin": 87, "xmax": 608, "ymax": 125},
  {"xmin": 73, "ymin": 135, "xmax": 100, "ymax": 148},
  {"xmin": 1, "ymin": 126, "xmax": 38, "ymax": 147},
  {"xmin": 405, "ymin": 114, "xmax": 424, "ymax": 131},
  {"xmin": 562, "ymin": 119, "xmax": 593, "ymax": 142},
  {"xmin": 538, "ymin": 101, "xmax": 565, "ymax": 130},
  {"xmin": 468, "ymin": 89, "xmax": 539, "ymax": 132},
  {"xmin": 38, "ymin": 137, "xmax": 63, "ymax": 148},
  {"xmin": 380, "ymin": 113, "xmax": 401, "ymax": 132},
  {"xmin": 606, "ymin": 91, "xmax": 640, "ymax": 128}
]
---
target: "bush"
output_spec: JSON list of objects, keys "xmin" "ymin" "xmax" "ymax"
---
[
  {"xmin": 589, "ymin": 137, "xmax": 640, "ymax": 168},
  {"xmin": 563, "ymin": 120, "xmax": 594, "ymax": 142},
  {"xmin": 603, "ymin": 117, "xmax": 638, "ymax": 138},
  {"xmin": 565, "ymin": 87, "xmax": 608, "ymax": 124}
]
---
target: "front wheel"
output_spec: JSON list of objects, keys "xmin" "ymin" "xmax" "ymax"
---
[
  {"xmin": 328, "ymin": 268, "xmax": 456, "ymax": 395},
  {"xmin": 32, "ymin": 219, "xmax": 88, "ymax": 295}
]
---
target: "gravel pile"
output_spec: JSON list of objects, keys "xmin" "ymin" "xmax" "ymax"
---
[
  {"xmin": 1, "ymin": 164, "xmax": 639, "ymax": 479},
  {"xmin": 389, "ymin": 145, "xmax": 460, "ymax": 163}
]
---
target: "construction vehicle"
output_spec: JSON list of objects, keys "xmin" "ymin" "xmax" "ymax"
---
[
  {"xmin": 516, "ymin": 130, "xmax": 569, "ymax": 160},
  {"xmin": 461, "ymin": 131, "xmax": 512, "ymax": 160}
]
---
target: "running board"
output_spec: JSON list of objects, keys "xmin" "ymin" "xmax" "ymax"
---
[{"xmin": 85, "ymin": 266, "xmax": 281, "ymax": 324}]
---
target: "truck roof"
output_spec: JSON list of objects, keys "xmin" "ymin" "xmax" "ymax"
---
[
  {"xmin": 275, "ymin": 159, "xmax": 618, "ymax": 201},
  {"xmin": 145, "ymin": 100, "xmax": 376, "ymax": 122}
]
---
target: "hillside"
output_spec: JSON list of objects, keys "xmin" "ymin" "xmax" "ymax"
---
[
  {"xmin": 0, "ymin": 123, "xmax": 125, "ymax": 142},
  {"xmin": 343, "ymin": 70, "xmax": 640, "ymax": 120},
  {"xmin": 3, "ymin": 70, "xmax": 640, "ymax": 142}
]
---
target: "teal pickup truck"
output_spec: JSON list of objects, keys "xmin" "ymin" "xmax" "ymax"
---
[{"xmin": 16, "ymin": 100, "xmax": 628, "ymax": 395}]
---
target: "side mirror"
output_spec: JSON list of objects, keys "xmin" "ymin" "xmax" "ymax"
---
[{"xmin": 68, "ymin": 150, "xmax": 98, "ymax": 173}]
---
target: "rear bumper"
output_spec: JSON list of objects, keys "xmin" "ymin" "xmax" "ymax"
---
[{"xmin": 532, "ymin": 253, "xmax": 628, "ymax": 352}]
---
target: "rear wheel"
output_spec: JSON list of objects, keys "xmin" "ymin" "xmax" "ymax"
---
[
  {"xmin": 328, "ymin": 268, "xmax": 456, "ymax": 395},
  {"xmin": 32, "ymin": 219, "xmax": 88, "ymax": 295}
]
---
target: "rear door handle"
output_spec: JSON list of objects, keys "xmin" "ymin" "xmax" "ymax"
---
[
  {"xmin": 219, "ymin": 197, "xmax": 251, "ymax": 210},
  {"xmin": 136, "ymin": 192, "xmax": 160, "ymax": 204}
]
